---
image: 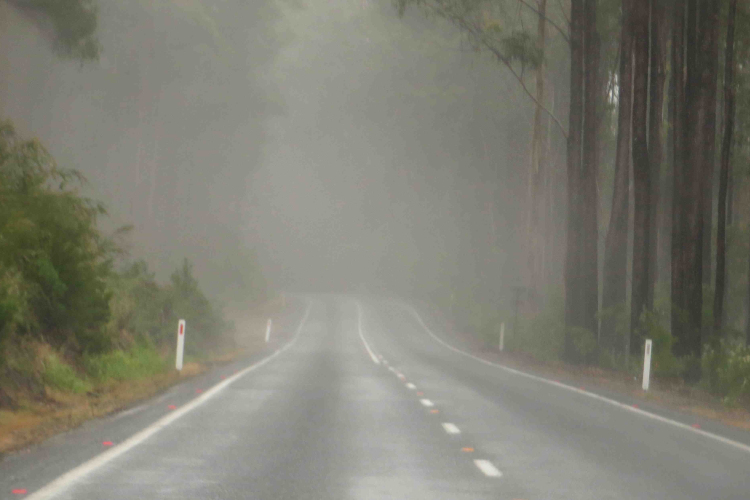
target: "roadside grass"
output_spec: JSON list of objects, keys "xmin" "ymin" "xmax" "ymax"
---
[{"xmin": 0, "ymin": 296, "xmax": 288, "ymax": 455}]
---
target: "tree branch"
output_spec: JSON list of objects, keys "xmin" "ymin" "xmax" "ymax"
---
[
  {"xmin": 420, "ymin": 1, "xmax": 568, "ymax": 138},
  {"xmin": 514, "ymin": 0, "xmax": 570, "ymax": 44},
  {"xmin": 556, "ymin": 0, "xmax": 571, "ymax": 26}
]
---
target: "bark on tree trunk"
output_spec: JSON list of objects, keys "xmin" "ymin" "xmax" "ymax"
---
[
  {"xmin": 671, "ymin": 0, "xmax": 686, "ymax": 352},
  {"xmin": 601, "ymin": 0, "xmax": 633, "ymax": 354},
  {"xmin": 527, "ymin": 0, "xmax": 548, "ymax": 307},
  {"xmin": 581, "ymin": 0, "xmax": 600, "ymax": 355},
  {"xmin": 646, "ymin": 0, "xmax": 667, "ymax": 310},
  {"xmin": 701, "ymin": 0, "xmax": 721, "ymax": 291},
  {"xmin": 674, "ymin": 0, "xmax": 703, "ymax": 360},
  {"xmin": 714, "ymin": 0, "xmax": 737, "ymax": 336},
  {"xmin": 564, "ymin": 0, "xmax": 587, "ymax": 362},
  {"xmin": 630, "ymin": 0, "xmax": 651, "ymax": 353}
]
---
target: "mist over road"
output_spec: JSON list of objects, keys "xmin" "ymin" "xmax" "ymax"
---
[{"xmin": 3, "ymin": 298, "xmax": 749, "ymax": 499}]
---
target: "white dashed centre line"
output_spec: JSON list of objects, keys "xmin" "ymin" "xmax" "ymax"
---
[
  {"xmin": 441, "ymin": 423, "xmax": 460, "ymax": 434},
  {"xmin": 473, "ymin": 460, "xmax": 502, "ymax": 477},
  {"xmin": 388, "ymin": 366, "xmax": 396, "ymax": 373},
  {"xmin": 420, "ymin": 399, "xmax": 434, "ymax": 407},
  {"xmin": 406, "ymin": 383, "xmax": 416, "ymax": 390}
]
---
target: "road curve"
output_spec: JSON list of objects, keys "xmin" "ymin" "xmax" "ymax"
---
[{"xmin": 2, "ymin": 297, "xmax": 749, "ymax": 499}]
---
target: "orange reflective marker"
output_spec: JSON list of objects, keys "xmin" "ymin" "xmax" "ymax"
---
[
  {"xmin": 430, "ymin": 409, "xmax": 439, "ymax": 414},
  {"xmin": 632, "ymin": 404, "xmax": 639, "ymax": 408},
  {"xmin": 168, "ymin": 405, "xmax": 177, "ymax": 410},
  {"xmin": 195, "ymin": 389, "xmax": 203, "ymax": 394},
  {"xmin": 692, "ymin": 423, "xmax": 701, "ymax": 429},
  {"xmin": 461, "ymin": 447, "xmax": 474, "ymax": 453},
  {"xmin": 221, "ymin": 375, "xmax": 227, "ymax": 380},
  {"xmin": 416, "ymin": 392, "xmax": 424, "ymax": 396},
  {"xmin": 102, "ymin": 441, "xmax": 113, "ymax": 446},
  {"xmin": 11, "ymin": 489, "xmax": 27, "ymax": 495}
]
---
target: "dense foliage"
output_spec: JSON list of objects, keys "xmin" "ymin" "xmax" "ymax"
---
[{"xmin": 0, "ymin": 123, "xmax": 247, "ymax": 405}]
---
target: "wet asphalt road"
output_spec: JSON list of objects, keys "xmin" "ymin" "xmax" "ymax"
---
[{"xmin": 3, "ymin": 297, "xmax": 750, "ymax": 499}]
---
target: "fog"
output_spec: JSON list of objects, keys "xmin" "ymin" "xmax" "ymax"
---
[{"xmin": 0, "ymin": 0, "xmax": 565, "ymax": 309}]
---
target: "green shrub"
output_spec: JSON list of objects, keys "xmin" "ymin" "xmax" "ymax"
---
[
  {"xmin": 42, "ymin": 352, "xmax": 90, "ymax": 393},
  {"xmin": 507, "ymin": 297, "xmax": 565, "ymax": 363},
  {"xmin": 568, "ymin": 326, "xmax": 597, "ymax": 359},
  {"xmin": 638, "ymin": 309, "xmax": 684, "ymax": 378},
  {"xmin": 83, "ymin": 344, "xmax": 165, "ymax": 383},
  {"xmin": 597, "ymin": 302, "xmax": 630, "ymax": 355},
  {"xmin": 702, "ymin": 341, "xmax": 750, "ymax": 405}
]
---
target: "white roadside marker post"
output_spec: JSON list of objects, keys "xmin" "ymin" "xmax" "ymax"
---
[
  {"xmin": 265, "ymin": 318, "xmax": 272, "ymax": 343},
  {"xmin": 499, "ymin": 322, "xmax": 505, "ymax": 352},
  {"xmin": 642, "ymin": 339, "xmax": 653, "ymax": 391},
  {"xmin": 176, "ymin": 319, "xmax": 186, "ymax": 372}
]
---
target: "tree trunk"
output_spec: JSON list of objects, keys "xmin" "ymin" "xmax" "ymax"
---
[
  {"xmin": 581, "ymin": 0, "xmax": 600, "ymax": 353},
  {"xmin": 714, "ymin": 0, "xmax": 737, "ymax": 336},
  {"xmin": 601, "ymin": 0, "xmax": 633, "ymax": 354},
  {"xmin": 671, "ymin": 0, "xmax": 686, "ymax": 352},
  {"xmin": 527, "ymin": 0, "xmax": 548, "ymax": 306},
  {"xmin": 701, "ymin": 0, "xmax": 721, "ymax": 293},
  {"xmin": 646, "ymin": 0, "xmax": 667, "ymax": 310},
  {"xmin": 630, "ymin": 0, "xmax": 650, "ymax": 353},
  {"xmin": 675, "ymin": 0, "xmax": 702, "ymax": 360},
  {"xmin": 747, "ymin": 234, "xmax": 750, "ymax": 346},
  {"xmin": 564, "ymin": 0, "xmax": 587, "ymax": 362}
]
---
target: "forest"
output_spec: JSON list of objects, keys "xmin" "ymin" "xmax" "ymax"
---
[
  {"xmin": 396, "ymin": 0, "xmax": 750, "ymax": 401},
  {"xmin": 2, "ymin": 0, "xmax": 750, "ymax": 415}
]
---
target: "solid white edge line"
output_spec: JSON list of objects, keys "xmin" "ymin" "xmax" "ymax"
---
[
  {"xmin": 356, "ymin": 301, "xmax": 380, "ymax": 365},
  {"xmin": 405, "ymin": 304, "xmax": 750, "ymax": 456},
  {"xmin": 27, "ymin": 301, "xmax": 314, "ymax": 500},
  {"xmin": 441, "ymin": 423, "xmax": 461, "ymax": 434},
  {"xmin": 473, "ymin": 459, "xmax": 502, "ymax": 477},
  {"xmin": 420, "ymin": 399, "xmax": 434, "ymax": 407}
]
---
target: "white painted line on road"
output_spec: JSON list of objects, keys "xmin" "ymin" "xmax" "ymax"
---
[
  {"xmin": 356, "ymin": 302, "xmax": 380, "ymax": 365},
  {"xmin": 26, "ymin": 301, "xmax": 314, "ymax": 500},
  {"xmin": 420, "ymin": 399, "xmax": 434, "ymax": 407},
  {"xmin": 406, "ymin": 305, "xmax": 750, "ymax": 456},
  {"xmin": 441, "ymin": 423, "xmax": 461, "ymax": 434},
  {"xmin": 388, "ymin": 366, "xmax": 396, "ymax": 373},
  {"xmin": 383, "ymin": 360, "xmax": 389, "ymax": 365},
  {"xmin": 406, "ymin": 383, "xmax": 416, "ymax": 389},
  {"xmin": 473, "ymin": 459, "xmax": 502, "ymax": 477}
]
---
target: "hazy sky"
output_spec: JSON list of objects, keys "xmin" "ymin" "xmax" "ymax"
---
[{"xmin": 0, "ymin": 0, "xmax": 539, "ymax": 305}]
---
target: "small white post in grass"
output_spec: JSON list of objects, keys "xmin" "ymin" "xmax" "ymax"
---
[
  {"xmin": 176, "ymin": 319, "xmax": 186, "ymax": 371},
  {"xmin": 499, "ymin": 322, "xmax": 505, "ymax": 352},
  {"xmin": 265, "ymin": 318, "xmax": 272, "ymax": 343},
  {"xmin": 642, "ymin": 339, "xmax": 653, "ymax": 391}
]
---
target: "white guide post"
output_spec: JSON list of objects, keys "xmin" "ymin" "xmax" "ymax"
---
[
  {"xmin": 499, "ymin": 322, "xmax": 505, "ymax": 352},
  {"xmin": 642, "ymin": 339, "xmax": 653, "ymax": 391},
  {"xmin": 176, "ymin": 319, "xmax": 186, "ymax": 371}
]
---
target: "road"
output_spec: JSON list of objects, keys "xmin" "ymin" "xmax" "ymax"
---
[{"xmin": 3, "ymin": 297, "xmax": 750, "ymax": 499}]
